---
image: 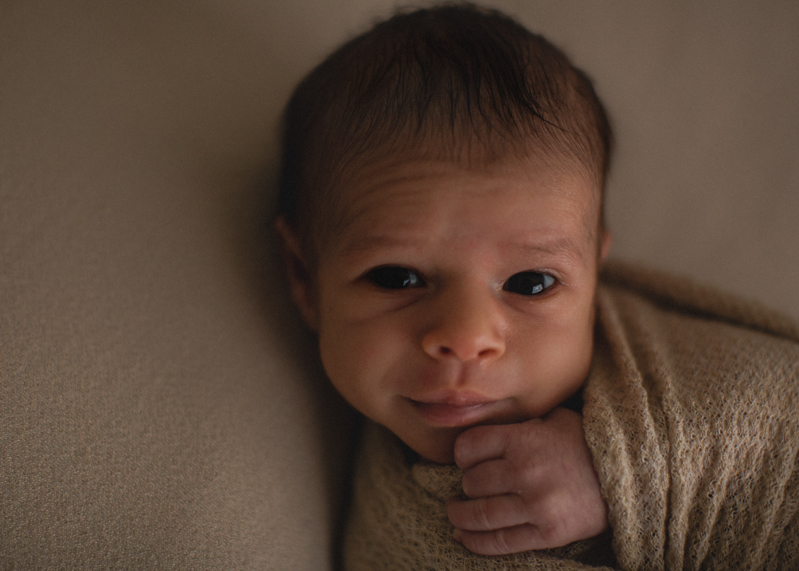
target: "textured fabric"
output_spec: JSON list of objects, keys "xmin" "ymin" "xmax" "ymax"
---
[{"xmin": 343, "ymin": 262, "xmax": 799, "ymax": 570}]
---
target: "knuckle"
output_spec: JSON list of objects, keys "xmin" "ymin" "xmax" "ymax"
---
[
  {"xmin": 515, "ymin": 462, "xmax": 542, "ymax": 493},
  {"xmin": 472, "ymin": 499, "xmax": 494, "ymax": 529},
  {"xmin": 534, "ymin": 495, "xmax": 557, "ymax": 521},
  {"xmin": 489, "ymin": 528, "xmax": 512, "ymax": 554},
  {"xmin": 508, "ymin": 423, "xmax": 541, "ymax": 459},
  {"xmin": 534, "ymin": 500, "xmax": 568, "ymax": 543},
  {"xmin": 537, "ymin": 522, "xmax": 560, "ymax": 545}
]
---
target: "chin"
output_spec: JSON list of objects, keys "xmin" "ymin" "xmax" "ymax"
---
[
  {"xmin": 409, "ymin": 433, "xmax": 458, "ymax": 465},
  {"xmin": 419, "ymin": 449, "xmax": 454, "ymax": 465}
]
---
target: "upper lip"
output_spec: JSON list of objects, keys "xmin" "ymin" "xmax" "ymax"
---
[{"xmin": 410, "ymin": 390, "xmax": 495, "ymax": 407}]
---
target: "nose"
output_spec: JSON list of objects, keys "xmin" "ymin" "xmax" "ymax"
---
[{"xmin": 421, "ymin": 281, "xmax": 506, "ymax": 363}]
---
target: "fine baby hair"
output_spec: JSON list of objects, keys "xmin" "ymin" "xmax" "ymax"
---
[{"xmin": 277, "ymin": 2, "xmax": 613, "ymax": 264}]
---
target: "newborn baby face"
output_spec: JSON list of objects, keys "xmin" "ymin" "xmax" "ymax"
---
[{"xmin": 307, "ymin": 155, "xmax": 605, "ymax": 464}]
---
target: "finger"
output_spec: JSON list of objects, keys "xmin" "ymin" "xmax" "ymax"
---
[
  {"xmin": 446, "ymin": 493, "xmax": 528, "ymax": 531},
  {"xmin": 454, "ymin": 423, "xmax": 514, "ymax": 469},
  {"xmin": 461, "ymin": 458, "xmax": 514, "ymax": 498},
  {"xmin": 453, "ymin": 523, "xmax": 557, "ymax": 556}
]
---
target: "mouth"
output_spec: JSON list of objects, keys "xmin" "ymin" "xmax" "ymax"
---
[{"xmin": 407, "ymin": 391, "xmax": 497, "ymax": 427}]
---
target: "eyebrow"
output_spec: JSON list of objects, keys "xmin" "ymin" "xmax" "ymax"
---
[
  {"xmin": 338, "ymin": 233, "xmax": 588, "ymax": 262},
  {"xmin": 337, "ymin": 234, "xmax": 417, "ymax": 257},
  {"xmin": 506, "ymin": 236, "xmax": 589, "ymax": 263}
]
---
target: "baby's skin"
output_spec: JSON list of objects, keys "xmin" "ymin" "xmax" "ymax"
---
[
  {"xmin": 448, "ymin": 407, "xmax": 608, "ymax": 555},
  {"xmin": 279, "ymin": 153, "xmax": 612, "ymax": 555}
]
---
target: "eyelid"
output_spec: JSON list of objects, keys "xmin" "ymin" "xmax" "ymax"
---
[{"xmin": 519, "ymin": 268, "xmax": 561, "ymax": 284}]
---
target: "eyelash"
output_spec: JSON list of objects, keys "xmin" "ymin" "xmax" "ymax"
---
[{"xmin": 363, "ymin": 266, "xmax": 557, "ymax": 296}]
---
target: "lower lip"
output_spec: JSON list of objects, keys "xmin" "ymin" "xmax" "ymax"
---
[{"xmin": 409, "ymin": 400, "xmax": 494, "ymax": 427}]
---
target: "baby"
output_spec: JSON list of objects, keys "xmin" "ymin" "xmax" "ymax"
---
[
  {"xmin": 276, "ymin": 3, "xmax": 611, "ymax": 557},
  {"xmin": 276, "ymin": 4, "xmax": 799, "ymax": 568}
]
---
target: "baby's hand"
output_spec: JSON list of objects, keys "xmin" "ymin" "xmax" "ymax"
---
[{"xmin": 446, "ymin": 407, "xmax": 608, "ymax": 555}]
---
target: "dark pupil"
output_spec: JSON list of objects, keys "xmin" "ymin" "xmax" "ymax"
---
[
  {"xmin": 504, "ymin": 272, "xmax": 545, "ymax": 295},
  {"xmin": 368, "ymin": 266, "xmax": 419, "ymax": 289}
]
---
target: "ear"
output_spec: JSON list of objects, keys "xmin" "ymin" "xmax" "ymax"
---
[
  {"xmin": 275, "ymin": 216, "xmax": 319, "ymax": 330},
  {"xmin": 599, "ymin": 229, "xmax": 612, "ymax": 264}
]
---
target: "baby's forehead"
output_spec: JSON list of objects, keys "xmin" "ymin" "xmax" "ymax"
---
[
  {"xmin": 326, "ymin": 153, "xmax": 600, "ymax": 258},
  {"xmin": 335, "ymin": 150, "xmax": 599, "ymax": 217}
]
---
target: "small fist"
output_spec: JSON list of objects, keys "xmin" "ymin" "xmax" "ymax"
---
[{"xmin": 446, "ymin": 407, "xmax": 608, "ymax": 555}]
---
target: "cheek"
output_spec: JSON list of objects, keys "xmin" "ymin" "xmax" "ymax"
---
[
  {"xmin": 515, "ymin": 319, "xmax": 592, "ymax": 375},
  {"xmin": 316, "ymin": 311, "xmax": 412, "ymax": 411},
  {"xmin": 511, "ymin": 292, "xmax": 596, "ymax": 393},
  {"xmin": 554, "ymin": 289, "xmax": 597, "ymax": 361}
]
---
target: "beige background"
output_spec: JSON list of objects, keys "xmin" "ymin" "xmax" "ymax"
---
[{"xmin": 2, "ymin": 1, "xmax": 797, "ymax": 569}]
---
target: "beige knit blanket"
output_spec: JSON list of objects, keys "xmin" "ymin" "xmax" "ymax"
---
[{"xmin": 343, "ymin": 262, "xmax": 799, "ymax": 570}]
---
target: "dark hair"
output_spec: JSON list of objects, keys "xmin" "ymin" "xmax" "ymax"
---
[{"xmin": 278, "ymin": 2, "xmax": 612, "ymax": 262}]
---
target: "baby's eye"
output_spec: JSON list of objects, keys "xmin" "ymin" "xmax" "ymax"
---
[
  {"xmin": 364, "ymin": 266, "xmax": 425, "ymax": 290},
  {"xmin": 503, "ymin": 271, "xmax": 556, "ymax": 296}
]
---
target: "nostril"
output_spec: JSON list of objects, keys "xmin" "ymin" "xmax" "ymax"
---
[
  {"xmin": 432, "ymin": 345, "xmax": 498, "ymax": 359},
  {"xmin": 422, "ymin": 328, "xmax": 506, "ymax": 361}
]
